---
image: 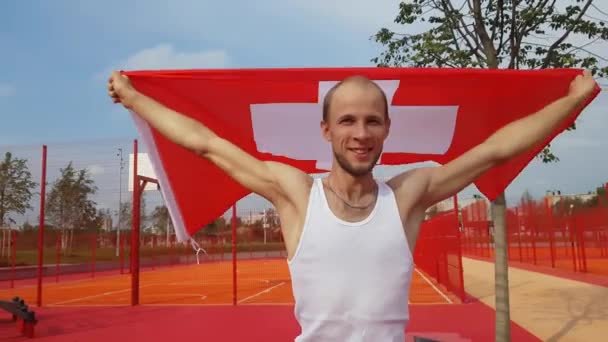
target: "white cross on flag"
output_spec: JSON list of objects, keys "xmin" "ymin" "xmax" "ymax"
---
[{"xmin": 251, "ymin": 80, "xmax": 459, "ymax": 170}]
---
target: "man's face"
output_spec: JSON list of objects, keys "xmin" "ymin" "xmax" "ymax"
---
[{"xmin": 321, "ymin": 83, "xmax": 390, "ymax": 177}]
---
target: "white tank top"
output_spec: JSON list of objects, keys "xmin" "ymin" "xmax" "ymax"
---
[{"xmin": 287, "ymin": 177, "xmax": 414, "ymax": 342}]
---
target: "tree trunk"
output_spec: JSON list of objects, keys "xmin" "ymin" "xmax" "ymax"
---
[
  {"xmin": 69, "ymin": 228, "xmax": 74, "ymax": 255},
  {"xmin": 166, "ymin": 219, "xmax": 170, "ymax": 247},
  {"xmin": 492, "ymin": 192, "xmax": 510, "ymax": 342}
]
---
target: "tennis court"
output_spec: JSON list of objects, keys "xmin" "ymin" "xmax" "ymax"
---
[{"xmin": 0, "ymin": 258, "xmax": 458, "ymax": 307}]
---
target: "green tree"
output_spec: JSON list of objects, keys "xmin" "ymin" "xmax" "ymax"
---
[
  {"xmin": 0, "ymin": 152, "xmax": 37, "ymax": 226},
  {"xmin": 150, "ymin": 204, "xmax": 174, "ymax": 245},
  {"xmin": 373, "ymin": 1, "xmax": 607, "ymax": 340},
  {"xmin": 150, "ymin": 205, "xmax": 171, "ymax": 233},
  {"xmin": 118, "ymin": 197, "xmax": 147, "ymax": 232},
  {"xmin": 594, "ymin": 184, "xmax": 607, "ymax": 206},
  {"xmin": 46, "ymin": 162, "xmax": 99, "ymax": 253}
]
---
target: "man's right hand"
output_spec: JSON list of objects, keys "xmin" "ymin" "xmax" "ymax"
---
[{"xmin": 108, "ymin": 71, "xmax": 138, "ymax": 109}]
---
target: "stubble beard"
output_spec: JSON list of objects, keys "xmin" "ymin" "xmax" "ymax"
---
[{"xmin": 333, "ymin": 149, "xmax": 382, "ymax": 178}]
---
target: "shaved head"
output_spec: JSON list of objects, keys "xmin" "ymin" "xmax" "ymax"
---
[{"xmin": 322, "ymin": 76, "xmax": 388, "ymax": 122}]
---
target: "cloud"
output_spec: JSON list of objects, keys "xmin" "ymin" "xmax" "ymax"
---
[
  {"xmin": 87, "ymin": 164, "xmax": 105, "ymax": 176},
  {"xmin": 120, "ymin": 44, "xmax": 229, "ymax": 71},
  {"xmin": 0, "ymin": 84, "xmax": 15, "ymax": 97},
  {"xmin": 97, "ymin": 44, "xmax": 230, "ymax": 79}
]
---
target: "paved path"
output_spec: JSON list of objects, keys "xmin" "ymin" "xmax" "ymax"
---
[{"xmin": 463, "ymin": 257, "xmax": 608, "ymax": 341}]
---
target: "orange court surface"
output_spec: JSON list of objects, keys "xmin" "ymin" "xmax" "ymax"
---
[{"xmin": 0, "ymin": 258, "xmax": 459, "ymax": 307}]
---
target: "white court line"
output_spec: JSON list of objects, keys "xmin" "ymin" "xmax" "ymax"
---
[
  {"xmin": 239, "ymin": 302, "xmax": 293, "ymax": 306},
  {"xmin": 168, "ymin": 281, "xmax": 233, "ymax": 286},
  {"xmin": 167, "ymin": 278, "xmax": 278, "ymax": 286},
  {"xmin": 145, "ymin": 303, "xmax": 232, "ymax": 307},
  {"xmin": 50, "ymin": 284, "xmax": 155, "ymax": 305},
  {"xmin": 414, "ymin": 268, "xmax": 452, "ymax": 304},
  {"xmin": 48, "ymin": 304, "xmax": 129, "ymax": 307},
  {"xmin": 237, "ymin": 282, "xmax": 286, "ymax": 304},
  {"xmin": 158, "ymin": 293, "xmax": 208, "ymax": 300}
]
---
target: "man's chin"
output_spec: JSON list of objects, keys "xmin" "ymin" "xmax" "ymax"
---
[
  {"xmin": 348, "ymin": 163, "xmax": 376, "ymax": 177},
  {"xmin": 334, "ymin": 151, "xmax": 380, "ymax": 177}
]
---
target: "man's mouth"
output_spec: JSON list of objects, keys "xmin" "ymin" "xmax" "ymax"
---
[{"xmin": 349, "ymin": 147, "xmax": 372, "ymax": 158}]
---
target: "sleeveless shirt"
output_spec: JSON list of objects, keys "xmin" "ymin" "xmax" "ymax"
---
[{"xmin": 287, "ymin": 177, "xmax": 414, "ymax": 341}]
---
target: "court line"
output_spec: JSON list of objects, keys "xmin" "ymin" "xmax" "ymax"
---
[
  {"xmin": 47, "ymin": 304, "xmax": 129, "ymax": 307},
  {"xmin": 414, "ymin": 268, "xmax": 452, "ymax": 304},
  {"xmin": 237, "ymin": 281, "xmax": 286, "ymax": 304},
  {"xmin": 239, "ymin": 302, "xmax": 293, "ymax": 306},
  {"xmin": 157, "ymin": 293, "xmax": 208, "ymax": 300},
  {"xmin": 144, "ymin": 303, "xmax": 233, "ymax": 307},
  {"xmin": 50, "ymin": 284, "xmax": 155, "ymax": 305}
]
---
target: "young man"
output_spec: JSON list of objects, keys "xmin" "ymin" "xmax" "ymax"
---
[{"xmin": 108, "ymin": 70, "xmax": 596, "ymax": 341}]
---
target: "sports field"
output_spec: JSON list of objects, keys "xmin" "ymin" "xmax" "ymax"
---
[{"xmin": 0, "ymin": 258, "xmax": 458, "ymax": 307}]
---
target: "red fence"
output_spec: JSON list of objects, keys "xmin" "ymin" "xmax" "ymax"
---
[
  {"xmin": 461, "ymin": 197, "xmax": 608, "ymax": 276},
  {"xmin": 414, "ymin": 202, "xmax": 465, "ymax": 301}
]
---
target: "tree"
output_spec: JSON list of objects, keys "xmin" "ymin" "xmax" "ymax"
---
[
  {"xmin": 118, "ymin": 197, "xmax": 147, "ymax": 233},
  {"xmin": 373, "ymin": 1, "xmax": 607, "ymax": 340},
  {"xmin": 150, "ymin": 204, "xmax": 173, "ymax": 245},
  {"xmin": 46, "ymin": 162, "xmax": 99, "ymax": 253},
  {"xmin": 150, "ymin": 205, "xmax": 170, "ymax": 232},
  {"xmin": 0, "ymin": 152, "xmax": 37, "ymax": 226}
]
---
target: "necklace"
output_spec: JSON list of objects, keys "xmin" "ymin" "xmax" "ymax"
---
[{"xmin": 325, "ymin": 177, "xmax": 378, "ymax": 210}]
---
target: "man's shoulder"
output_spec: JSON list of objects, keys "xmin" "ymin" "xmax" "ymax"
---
[
  {"xmin": 386, "ymin": 167, "xmax": 433, "ymax": 191},
  {"xmin": 266, "ymin": 161, "xmax": 314, "ymax": 184},
  {"xmin": 265, "ymin": 161, "xmax": 314, "ymax": 202},
  {"xmin": 386, "ymin": 166, "xmax": 434, "ymax": 208}
]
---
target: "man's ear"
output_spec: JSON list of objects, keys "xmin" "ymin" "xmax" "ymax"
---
[
  {"xmin": 384, "ymin": 117, "xmax": 391, "ymax": 140},
  {"xmin": 320, "ymin": 120, "xmax": 331, "ymax": 142}
]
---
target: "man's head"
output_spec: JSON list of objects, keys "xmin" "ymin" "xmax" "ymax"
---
[{"xmin": 321, "ymin": 76, "xmax": 391, "ymax": 177}]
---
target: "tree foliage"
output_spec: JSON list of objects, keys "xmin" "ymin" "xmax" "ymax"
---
[
  {"xmin": 150, "ymin": 205, "xmax": 172, "ymax": 233},
  {"xmin": 374, "ymin": 0, "xmax": 608, "ymax": 161},
  {"xmin": 118, "ymin": 197, "xmax": 147, "ymax": 231},
  {"xmin": 0, "ymin": 152, "xmax": 37, "ymax": 226},
  {"xmin": 46, "ymin": 162, "xmax": 100, "ymax": 232}
]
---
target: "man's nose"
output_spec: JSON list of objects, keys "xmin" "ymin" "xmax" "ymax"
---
[{"xmin": 353, "ymin": 123, "xmax": 371, "ymax": 140}]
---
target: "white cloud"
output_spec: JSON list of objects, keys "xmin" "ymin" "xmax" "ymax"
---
[
  {"xmin": 98, "ymin": 44, "xmax": 230, "ymax": 79},
  {"xmin": 0, "ymin": 84, "xmax": 15, "ymax": 97},
  {"xmin": 120, "ymin": 44, "xmax": 229, "ymax": 71},
  {"xmin": 87, "ymin": 164, "xmax": 105, "ymax": 176}
]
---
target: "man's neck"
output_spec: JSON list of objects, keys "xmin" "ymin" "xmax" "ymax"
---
[{"xmin": 326, "ymin": 169, "xmax": 376, "ymax": 202}]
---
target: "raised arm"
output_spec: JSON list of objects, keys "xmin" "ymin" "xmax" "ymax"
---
[
  {"xmin": 107, "ymin": 71, "xmax": 312, "ymax": 206},
  {"xmin": 391, "ymin": 70, "xmax": 598, "ymax": 210}
]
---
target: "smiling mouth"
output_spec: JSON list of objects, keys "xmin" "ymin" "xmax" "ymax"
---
[{"xmin": 349, "ymin": 148, "xmax": 372, "ymax": 156}]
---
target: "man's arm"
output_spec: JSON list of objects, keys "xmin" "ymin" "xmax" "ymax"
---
[
  {"xmin": 392, "ymin": 70, "xmax": 598, "ymax": 210},
  {"xmin": 107, "ymin": 71, "xmax": 311, "ymax": 205}
]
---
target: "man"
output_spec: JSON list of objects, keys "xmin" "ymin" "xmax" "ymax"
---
[{"xmin": 108, "ymin": 70, "xmax": 597, "ymax": 341}]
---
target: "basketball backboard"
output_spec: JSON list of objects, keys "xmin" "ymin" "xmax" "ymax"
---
[{"xmin": 128, "ymin": 153, "xmax": 159, "ymax": 191}]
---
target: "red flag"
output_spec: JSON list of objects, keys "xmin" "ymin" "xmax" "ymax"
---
[{"xmin": 122, "ymin": 67, "xmax": 600, "ymax": 241}]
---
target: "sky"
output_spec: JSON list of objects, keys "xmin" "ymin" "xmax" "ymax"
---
[{"xmin": 0, "ymin": 0, "xmax": 607, "ymax": 226}]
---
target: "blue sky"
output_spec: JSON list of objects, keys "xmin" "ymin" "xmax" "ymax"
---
[{"xmin": 1, "ymin": 1, "xmax": 607, "ymax": 225}]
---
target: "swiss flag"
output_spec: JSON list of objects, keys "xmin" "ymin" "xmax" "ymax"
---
[{"xmin": 122, "ymin": 67, "xmax": 599, "ymax": 241}]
